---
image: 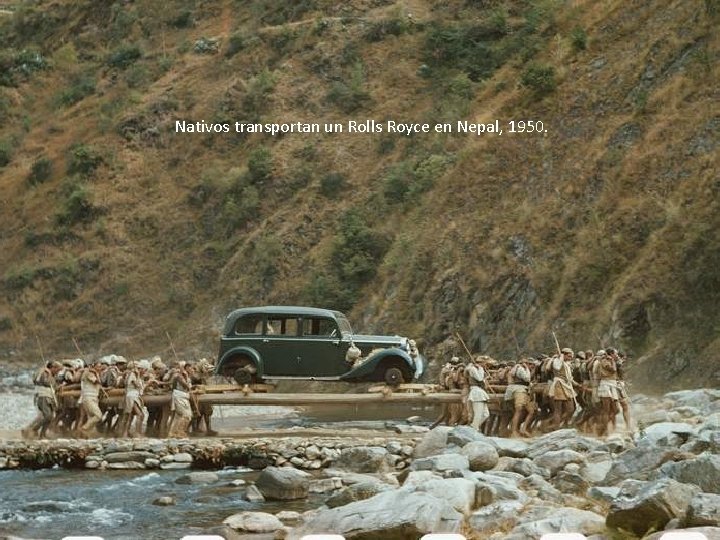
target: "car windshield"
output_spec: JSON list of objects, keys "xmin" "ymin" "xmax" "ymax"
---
[{"xmin": 335, "ymin": 314, "xmax": 353, "ymax": 338}]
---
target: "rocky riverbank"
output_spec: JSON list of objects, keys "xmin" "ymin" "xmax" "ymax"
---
[{"xmin": 3, "ymin": 388, "xmax": 720, "ymax": 539}]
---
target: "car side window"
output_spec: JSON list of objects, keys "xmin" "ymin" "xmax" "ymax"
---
[
  {"xmin": 235, "ymin": 314, "xmax": 264, "ymax": 335},
  {"xmin": 302, "ymin": 317, "xmax": 338, "ymax": 337},
  {"xmin": 267, "ymin": 317, "xmax": 299, "ymax": 336}
]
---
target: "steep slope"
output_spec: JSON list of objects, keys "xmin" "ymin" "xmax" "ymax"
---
[{"xmin": 0, "ymin": 0, "xmax": 718, "ymax": 390}]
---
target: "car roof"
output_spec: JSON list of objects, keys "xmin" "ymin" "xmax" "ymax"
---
[{"xmin": 226, "ymin": 306, "xmax": 344, "ymax": 320}]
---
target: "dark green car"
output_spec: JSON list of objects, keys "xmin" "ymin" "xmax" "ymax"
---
[{"xmin": 216, "ymin": 306, "xmax": 425, "ymax": 385}]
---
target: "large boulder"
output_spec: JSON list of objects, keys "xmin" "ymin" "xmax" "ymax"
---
[
  {"xmin": 447, "ymin": 426, "xmax": 487, "ymax": 447},
  {"xmin": 534, "ymin": 449, "xmax": 587, "ymax": 475},
  {"xmin": 409, "ymin": 453, "xmax": 469, "ymax": 473},
  {"xmin": 325, "ymin": 482, "xmax": 393, "ymax": 508},
  {"xmin": 413, "ymin": 427, "xmax": 451, "ymax": 458},
  {"xmin": 659, "ymin": 454, "xmax": 720, "ymax": 493},
  {"xmin": 525, "ymin": 429, "xmax": 600, "ymax": 459},
  {"xmin": 295, "ymin": 490, "xmax": 464, "ymax": 539},
  {"xmin": 581, "ymin": 451, "xmax": 613, "ymax": 483},
  {"xmin": 604, "ymin": 446, "xmax": 692, "ymax": 484},
  {"xmin": 664, "ymin": 389, "xmax": 720, "ymax": 414},
  {"xmin": 472, "ymin": 471, "xmax": 529, "ymax": 504},
  {"xmin": 645, "ymin": 527, "xmax": 720, "ymax": 540},
  {"xmin": 606, "ymin": 478, "xmax": 700, "ymax": 536},
  {"xmin": 223, "ymin": 511, "xmax": 282, "ymax": 533},
  {"xmin": 461, "ymin": 441, "xmax": 499, "ymax": 472},
  {"xmin": 409, "ymin": 477, "xmax": 477, "ymax": 515},
  {"xmin": 334, "ymin": 446, "xmax": 394, "ymax": 473},
  {"xmin": 640, "ymin": 422, "xmax": 698, "ymax": 447},
  {"xmin": 255, "ymin": 466, "xmax": 310, "ymax": 500},
  {"xmin": 469, "ymin": 500, "xmax": 525, "ymax": 535},
  {"xmin": 504, "ymin": 507, "xmax": 606, "ymax": 540},
  {"xmin": 587, "ymin": 486, "xmax": 621, "ymax": 503},
  {"xmin": 686, "ymin": 493, "xmax": 720, "ymax": 527},
  {"xmin": 486, "ymin": 437, "xmax": 529, "ymax": 458},
  {"xmin": 519, "ymin": 474, "xmax": 565, "ymax": 504},
  {"xmin": 552, "ymin": 470, "xmax": 590, "ymax": 495}
]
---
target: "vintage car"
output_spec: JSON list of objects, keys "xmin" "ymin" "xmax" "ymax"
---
[{"xmin": 216, "ymin": 306, "xmax": 425, "ymax": 385}]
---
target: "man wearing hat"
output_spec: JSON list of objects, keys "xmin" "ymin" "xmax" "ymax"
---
[
  {"xmin": 120, "ymin": 360, "xmax": 147, "ymax": 437},
  {"xmin": 549, "ymin": 348, "xmax": 578, "ymax": 429},
  {"xmin": 503, "ymin": 358, "xmax": 535, "ymax": 437},
  {"xmin": 168, "ymin": 361, "xmax": 193, "ymax": 438},
  {"xmin": 465, "ymin": 355, "xmax": 490, "ymax": 431},
  {"xmin": 23, "ymin": 360, "xmax": 62, "ymax": 439}
]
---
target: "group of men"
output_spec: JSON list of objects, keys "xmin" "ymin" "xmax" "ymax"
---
[
  {"xmin": 22, "ymin": 355, "xmax": 216, "ymax": 440},
  {"xmin": 434, "ymin": 347, "xmax": 632, "ymax": 438}
]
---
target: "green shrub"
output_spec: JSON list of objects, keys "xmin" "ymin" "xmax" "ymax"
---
[
  {"xmin": 225, "ymin": 33, "xmax": 246, "ymax": 57},
  {"xmin": 171, "ymin": 10, "xmax": 194, "ymax": 28},
  {"xmin": 364, "ymin": 18, "xmax": 410, "ymax": 42},
  {"xmin": 383, "ymin": 155, "xmax": 449, "ymax": 203},
  {"xmin": 124, "ymin": 64, "xmax": 149, "ymax": 88},
  {"xmin": 570, "ymin": 26, "xmax": 588, "ymax": 51},
  {"xmin": 247, "ymin": 146, "xmax": 273, "ymax": 185},
  {"xmin": 57, "ymin": 183, "xmax": 96, "ymax": 225},
  {"xmin": 67, "ymin": 144, "xmax": 103, "ymax": 176},
  {"xmin": 0, "ymin": 48, "xmax": 48, "ymax": 86},
  {"xmin": 520, "ymin": 63, "xmax": 556, "ymax": 96},
  {"xmin": 56, "ymin": 73, "xmax": 96, "ymax": 106},
  {"xmin": 27, "ymin": 156, "xmax": 52, "ymax": 185},
  {"xmin": 326, "ymin": 62, "xmax": 370, "ymax": 113},
  {"xmin": 4, "ymin": 266, "xmax": 37, "ymax": 290},
  {"xmin": 424, "ymin": 23, "xmax": 504, "ymax": 81},
  {"xmin": 107, "ymin": 45, "xmax": 142, "ymax": 69},
  {"xmin": 383, "ymin": 162, "xmax": 414, "ymax": 203},
  {"xmin": 320, "ymin": 172, "xmax": 346, "ymax": 198},
  {"xmin": 706, "ymin": 0, "xmax": 719, "ymax": 17}
]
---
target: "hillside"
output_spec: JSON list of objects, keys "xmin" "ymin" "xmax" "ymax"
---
[{"xmin": 0, "ymin": 0, "xmax": 718, "ymax": 390}]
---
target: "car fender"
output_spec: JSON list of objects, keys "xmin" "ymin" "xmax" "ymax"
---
[
  {"xmin": 216, "ymin": 346, "xmax": 264, "ymax": 377},
  {"xmin": 340, "ymin": 348, "xmax": 414, "ymax": 380}
]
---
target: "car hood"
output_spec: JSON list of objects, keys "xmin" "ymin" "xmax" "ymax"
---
[{"xmin": 350, "ymin": 334, "xmax": 405, "ymax": 347}]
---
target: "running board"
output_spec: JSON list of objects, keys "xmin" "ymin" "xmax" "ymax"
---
[{"xmin": 262, "ymin": 375, "xmax": 343, "ymax": 381}]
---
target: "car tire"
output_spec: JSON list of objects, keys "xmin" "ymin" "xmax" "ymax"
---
[
  {"xmin": 384, "ymin": 366, "xmax": 405, "ymax": 386},
  {"xmin": 233, "ymin": 366, "xmax": 255, "ymax": 385}
]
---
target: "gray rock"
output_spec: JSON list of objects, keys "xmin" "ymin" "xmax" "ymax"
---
[
  {"xmin": 461, "ymin": 441, "xmax": 499, "ymax": 472},
  {"xmin": 413, "ymin": 427, "xmax": 451, "ymax": 458},
  {"xmin": 402, "ymin": 471, "xmax": 443, "ymax": 487},
  {"xmin": 385, "ymin": 441, "xmax": 403, "ymax": 455},
  {"xmin": 552, "ymin": 471, "xmax": 590, "ymax": 495},
  {"xmin": 410, "ymin": 453, "xmax": 469, "ymax": 473},
  {"xmin": 637, "ymin": 409, "xmax": 672, "ymax": 426},
  {"xmin": 245, "ymin": 484, "xmax": 265, "ymax": 502},
  {"xmin": 641, "ymin": 422, "xmax": 698, "ymax": 446},
  {"xmin": 519, "ymin": 474, "xmax": 564, "ymax": 504},
  {"xmin": 323, "ymin": 469, "xmax": 388, "ymax": 486},
  {"xmin": 587, "ymin": 486, "xmax": 620, "ymax": 503},
  {"xmin": 175, "ymin": 472, "xmax": 219, "ymax": 485},
  {"xmin": 645, "ymin": 527, "xmax": 720, "ymax": 540},
  {"xmin": 334, "ymin": 446, "xmax": 394, "ymax": 473},
  {"xmin": 85, "ymin": 460, "xmax": 100, "ymax": 469},
  {"xmin": 486, "ymin": 437, "xmax": 529, "ymax": 458},
  {"xmin": 447, "ymin": 426, "xmax": 487, "ymax": 447},
  {"xmin": 686, "ymin": 493, "xmax": 720, "ymax": 527},
  {"xmin": 665, "ymin": 389, "xmax": 719, "ymax": 413},
  {"xmin": 144, "ymin": 458, "xmax": 160, "ymax": 468},
  {"xmin": 410, "ymin": 477, "xmax": 477, "ymax": 515},
  {"xmin": 394, "ymin": 425, "xmax": 428, "ymax": 434},
  {"xmin": 223, "ymin": 511, "xmax": 282, "ymax": 533},
  {"xmin": 308, "ymin": 478, "xmax": 342, "ymax": 493},
  {"xmin": 659, "ymin": 454, "xmax": 720, "ymax": 493},
  {"xmin": 276, "ymin": 510, "xmax": 301, "ymax": 524},
  {"xmin": 256, "ymin": 467, "xmax": 310, "ymax": 500},
  {"xmin": 472, "ymin": 471, "xmax": 529, "ymax": 503},
  {"xmin": 230, "ymin": 479, "xmax": 246, "ymax": 487},
  {"xmin": 103, "ymin": 451, "xmax": 156, "ymax": 463},
  {"xmin": 326, "ymin": 481, "xmax": 393, "ymax": 508},
  {"xmin": 469, "ymin": 500, "xmax": 525, "ymax": 534},
  {"xmin": 494, "ymin": 457, "xmax": 547, "ymax": 478},
  {"xmin": 160, "ymin": 462, "xmax": 191, "ymax": 470},
  {"xmin": 597, "ymin": 433, "xmax": 631, "ymax": 453},
  {"xmin": 534, "ymin": 449, "xmax": 587, "ymax": 475},
  {"xmin": 505, "ymin": 507, "xmax": 606, "ymax": 540},
  {"xmin": 304, "ymin": 445, "xmax": 320, "ymax": 460},
  {"xmin": 172, "ymin": 452, "xmax": 193, "ymax": 463},
  {"xmin": 606, "ymin": 478, "xmax": 700, "ymax": 536},
  {"xmin": 581, "ymin": 452, "xmax": 613, "ymax": 483},
  {"xmin": 106, "ymin": 461, "xmax": 145, "ymax": 470},
  {"xmin": 152, "ymin": 496, "xmax": 175, "ymax": 506},
  {"xmin": 605, "ymin": 446, "xmax": 692, "ymax": 484},
  {"xmin": 526, "ymin": 429, "xmax": 600, "ymax": 459},
  {"xmin": 296, "ymin": 490, "xmax": 464, "ymax": 538}
]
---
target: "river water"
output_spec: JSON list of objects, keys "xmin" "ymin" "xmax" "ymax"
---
[{"xmin": 0, "ymin": 369, "xmax": 438, "ymax": 539}]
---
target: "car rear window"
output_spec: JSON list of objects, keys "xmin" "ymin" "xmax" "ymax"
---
[{"xmin": 234, "ymin": 314, "xmax": 264, "ymax": 335}]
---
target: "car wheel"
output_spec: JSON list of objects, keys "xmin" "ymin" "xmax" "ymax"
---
[
  {"xmin": 384, "ymin": 366, "xmax": 405, "ymax": 386},
  {"xmin": 233, "ymin": 366, "xmax": 255, "ymax": 385}
]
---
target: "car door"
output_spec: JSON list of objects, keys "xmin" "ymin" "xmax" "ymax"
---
[
  {"xmin": 298, "ymin": 317, "xmax": 350, "ymax": 377},
  {"xmin": 261, "ymin": 315, "xmax": 302, "ymax": 376}
]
